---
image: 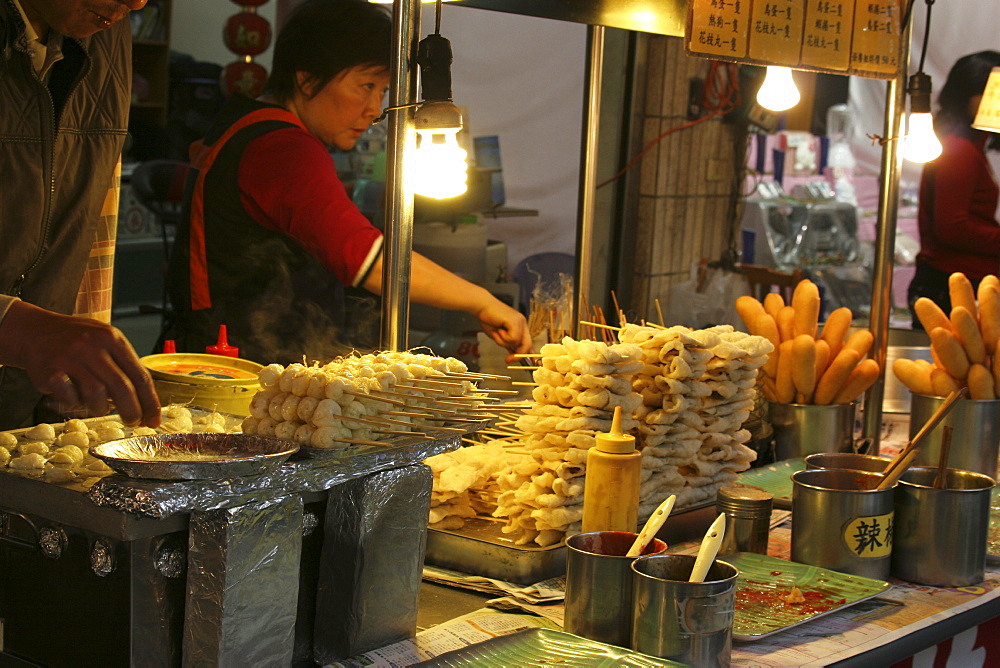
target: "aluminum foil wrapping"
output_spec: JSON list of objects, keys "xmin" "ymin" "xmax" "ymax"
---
[
  {"xmin": 87, "ymin": 434, "xmax": 459, "ymax": 518},
  {"xmin": 312, "ymin": 463, "xmax": 433, "ymax": 662},
  {"xmin": 183, "ymin": 494, "xmax": 302, "ymax": 667}
]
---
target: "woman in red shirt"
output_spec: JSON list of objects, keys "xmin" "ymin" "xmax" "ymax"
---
[
  {"xmin": 908, "ymin": 50, "xmax": 1000, "ymax": 327},
  {"xmin": 168, "ymin": 0, "xmax": 532, "ymax": 364}
]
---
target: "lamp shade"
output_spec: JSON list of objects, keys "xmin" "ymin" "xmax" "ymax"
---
[{"xmin": 972, "ymin": 67, "xmax": 1000, "ymax": 133}]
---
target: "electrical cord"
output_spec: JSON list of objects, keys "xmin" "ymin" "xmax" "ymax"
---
[{"xmin": 596, "ymin": 60, "xmax": 741, "ymax": 190}]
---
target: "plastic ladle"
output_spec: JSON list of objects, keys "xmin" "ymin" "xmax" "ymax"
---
[
  {"xmin": 689, "ymin": 513, "xmax": 727, "ymax": 583},
  {"xmin": 626, "ymin": 494, "xmax": 676, "ymax": 557}
]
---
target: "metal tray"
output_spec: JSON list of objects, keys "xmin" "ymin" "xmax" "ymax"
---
[
  {"xmin": 91, "ymin": 433, "xmax": 299, "ymax": 481},
  {"xmin": 426, "ymin": 518, "xmax": 567, "ymax": 586}
]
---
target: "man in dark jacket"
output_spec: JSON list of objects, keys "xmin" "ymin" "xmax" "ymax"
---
[{"xmin": 0, "ymin": 0, "xmax": 160, "ymax": 429}]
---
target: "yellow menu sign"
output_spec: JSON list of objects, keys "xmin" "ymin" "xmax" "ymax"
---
[
  {"xmin": 801, "ymin": 0, "xmax": 855, "ymax": 70},
  {"xmin": 850, "ymin": 0, "xmax": 901, "ymax": 76},
  {"xmin": 686, "ymin": 0, "xmax": 901, "ymax": 80},
  {"xmin": 688, "ymin": 0, "xmax": 750, "ymax": 59},
  {"xmin": 748, "ymin": 1, "xmax": 804, "ymax": 64}
]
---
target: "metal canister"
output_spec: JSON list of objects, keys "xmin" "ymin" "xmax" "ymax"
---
[{"xmin": 716, "ymin": 484, "xmax": 773, "ymax": 556}]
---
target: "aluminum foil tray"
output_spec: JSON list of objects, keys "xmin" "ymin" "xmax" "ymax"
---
[
  {"xmin": 91, "ymin": 433, "xmax": 300, "ymax": 481},
  {"xmin": 426, "ymin": 518, "xmax": 567, "ymax": 586}
]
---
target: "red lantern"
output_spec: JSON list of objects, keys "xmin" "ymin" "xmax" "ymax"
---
[
  {"xmin": 223, "ymin": 12, "xmax": 272, "ymax": 57},
  {"xmin": 230, "ymin": 0, "xmax": 269, "ymax": 6},
  {"xmin": 221, "ymin": 60, "xmax": 269, "ymax": 98}
]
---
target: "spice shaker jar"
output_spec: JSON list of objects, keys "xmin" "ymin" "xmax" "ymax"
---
[{"xmin": 716, "ymin": 484, "xmax": 773, "ymax": 555}]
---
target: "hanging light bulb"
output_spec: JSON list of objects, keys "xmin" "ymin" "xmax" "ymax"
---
[
  {"xmin": 902, "ymin": 72, "xmax": 942, "ymax": 163},
  {"xmin": 413, "ymin": 101, "xmax": 468, "ymax": 199},
  {"xmin": 411, "ymin": 24, "xmax": 468, "ymax": 199},
  {"xmin": 756, "ymin": 66, "xmax": 800, "ymax": 112}
]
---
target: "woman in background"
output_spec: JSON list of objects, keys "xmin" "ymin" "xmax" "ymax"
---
[
  {"xmin": 908, "ymin": 50, "xmax": 1000, "ymax": 326},
  {"xmin": 167, "ymin": 0, "xmax": 531, "ymax": 364}
]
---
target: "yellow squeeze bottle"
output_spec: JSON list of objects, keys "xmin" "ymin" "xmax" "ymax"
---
[{"xmin": 581, "ymin": 405, "xmax": 642, "ymax": 533}]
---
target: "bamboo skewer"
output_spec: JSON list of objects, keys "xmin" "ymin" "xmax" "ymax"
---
[
  {"xmin": 579, "ymin": 320, "xmax": 621, "ymax": 332},
  {"xmin": 933, "ymin": 426, "xmax": 953, "ymax": 489}
]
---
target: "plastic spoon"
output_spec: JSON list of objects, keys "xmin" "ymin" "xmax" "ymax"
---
[
  {"xmin": 689, "ymin": 513, "xmax": 727, "ymax": 583},
  {"xmin": 626, "ymin": 494, "xmax": 676, "ymax": 557}
]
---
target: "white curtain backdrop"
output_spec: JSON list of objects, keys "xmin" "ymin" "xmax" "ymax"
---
[{"xmin": 847, "ymin": 2, "xmax": 1000, "ymax": 188}]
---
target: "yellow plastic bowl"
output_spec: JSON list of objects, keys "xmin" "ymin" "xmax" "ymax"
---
[{"xmin": 141, "ymin": 353, "xmax": 263, "ymax": 417}]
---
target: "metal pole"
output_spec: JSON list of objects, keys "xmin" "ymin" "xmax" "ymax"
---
[
  {"xmin": 862, "ymin": 18, "xmax": 912, "ymax": 452},
  {"xmin": 380, "ymin": 0, "xmax": 421, "ymax": 351},
  {"xmin": 573, "ymin": 24, "xmax": 605, "ymax": 337}
]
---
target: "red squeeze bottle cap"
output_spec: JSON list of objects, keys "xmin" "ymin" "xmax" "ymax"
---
[
  {"xmin": 206, "ymin": 325, "xmax": 239, "ymax": 358},
  {"xmin": 162, "ymin": 340, "xmax": 177, "ymax": 354}
]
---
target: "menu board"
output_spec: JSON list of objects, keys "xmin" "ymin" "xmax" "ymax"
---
[
  {"xmin": 687, "ymin": 0, "xmax": 750, "ymax": 58},
  {"xmin": 686, "ymin": 0, "xmax": 901, "ymax": 80},
  {"xmin": 748, "ymin": 1, "xmax": 805, "ymax": 64},
  {"xmin": 800, "ymin": 0, "xmax": 854, "ymax": 71}
]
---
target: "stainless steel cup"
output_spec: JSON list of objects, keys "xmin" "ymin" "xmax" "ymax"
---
[
  {"xmin": 563, "ymin": 531, "xmax": 667, "ymax": 647},
  {"xmin": 630, "ymin": 554, "xmax": 738, "ymax": 667},
  {"xmin": 791, "ymin": 469, "xmax": 894, "ymax": 579},
  {"xmin": 769, "ymin": 402, "xmax": 856, "ymax": 461},
  {"xmin": 804, "ymin": 452, "xmax": 891, "ymax": 473},
  {"xmin": 909, "ymin": 395, "xmax": 1000, "ymax": 477},
  {"xmin": 891, "ymin": 466, "xmax": 996, "ymax": 587}
]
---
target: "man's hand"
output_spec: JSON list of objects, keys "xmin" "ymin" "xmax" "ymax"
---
[{"xmin": 0, "ymin": 301, "xmax": 161, "ymax": 427}]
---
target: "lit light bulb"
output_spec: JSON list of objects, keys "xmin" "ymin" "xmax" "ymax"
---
[
  {"xmin": 412, "ymin": 127, "xmax": 468, "ymax": 199},
  {"xmin": 756, "ymin": 66, "xmax": 800, "ymax": 112},
  {"xmin": 902, "ymin": 112, "xmax": 943, "ymax": 163}
]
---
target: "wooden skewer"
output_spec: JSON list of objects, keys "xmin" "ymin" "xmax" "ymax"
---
[
  {"xmin": 319, "ymin": 437, "xmax": 389, "ymax": 447},
  {"xmin": 444, "ymin": 371, "xmax": 510, "ymax": 380},
  {"xmin": 374, "ymin": 429, "xmax": 427, "ymax": 437},
  {"xmin": 655, "ymin": 298, "xmax": 665, "ymax": 326},
  {"xmin": 337, "ymin": 414, "xmax": 419, "ymax": 429},
  {"xmin": 512, "ymin": 353, "xmax": 542, "ymax": 358},
  {"xmin": 512, "ymin": 381, "xmax": 539, "ymax": 387},
  {"xmin": 381, "ymin": 409, "xmax": 435, "ymax": 419},
  {"xmin": 508, "ymin": 365, "xmax": 540, "ymax": 371},
  {"xmin": 579, "ymin": 320, "xmax": 621, "ymax": 331},
  {"xmin": 933, "ymin": 426, "xmax": 953, "ymax": 489},
  {"xmin": 406, "ymin": 377, "xmax": 466, "ymax": 386},
  {"xmin": 395, "ymin": 382, "xmax": 448, "ymax": 395}
]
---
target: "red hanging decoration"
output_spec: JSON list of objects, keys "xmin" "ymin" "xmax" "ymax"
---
[{"xmin": 221, "ymin": 0, "xmax": 272, "ymax": 97}]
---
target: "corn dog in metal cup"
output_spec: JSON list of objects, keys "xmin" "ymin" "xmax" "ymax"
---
[
  {"xmin": 791, "ymin": 469, "xmax": 894, "ymax": 580},
  {"xmin": 769, "ymin": 401, "xmax": 856, "ymax": 461},
  {"xmin": 563, "ymin": 531, "xmax": 667, "ymax": 647}
]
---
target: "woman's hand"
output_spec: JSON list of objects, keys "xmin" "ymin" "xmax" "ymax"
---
[
  {"xmin": 475, "ymin": 299, "xmax": 533, "ymax": 362},
  {"xmin": 0, "ymin": 301, "xmax": 161, "ymax": 427}
]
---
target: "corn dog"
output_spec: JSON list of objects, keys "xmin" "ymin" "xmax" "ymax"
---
[
  {"xmin": 775, "ymin": 340, "xmax": 796, "ymax": 404},
  {"xmin": 930, "ymin": 326, "xmax": 971, "ymax": 380},
  {"xmin": 931, "ymin": 367, "xmax": 962, "ymax": 397},
  {"xmin": 950, "ymin": 305, "xmax": 987, "ymax": 365},
  {"xmin": 776, "ymin": 306, "xmax": 795, "ymax": 342},
  {"xmin": 968, "ymin": 363, "xmax": 996, "ymax": 400},
  {"xmin": 814, "ymin": 348, "xmax": 861, "ymax": 405},
  {"xmin": 913, "ymin": 297, "xmax": 953, "ymax": 335},
  {"xmin": 814, "ymin": 339, "xmax": 831, "ymax": 381},
  {"xmin": 978, "ymin": 285, "xmax": 1000, "ymax": 355},
  {"xmin": 763, "ymin": 292, "xmax": 785, "ymax": 320},
  {"xmin": 791, "ymin": 334, "xmax": 817, "ymax": 403},
  {"xmin": 791, "ymin": 279, "xmax": 821, "ymax": 338},
  {"xmin": 832, "ymin": 359, "xmax": 880, "ymax": 404},
  {"xmin": 843, "ymin": 329, "xmax": 873, "ymax": 359},
  {"xmin": 735, "ymin": 296, "xmax": 767, "ymax": 334},
  {"xmin": 818, "ymin": 307, "xmax": 852, "ymax": 361},
  {"xmin": 755, "ymin": 313, "xmax": 781, "ymax": 378},
  {"xmin": 949, "ymin": 272, "xmax": 978, "ymax": 321},
  {"xmin": 892, "ymin": 358, "xmax": 935, "ymax": 397}
]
